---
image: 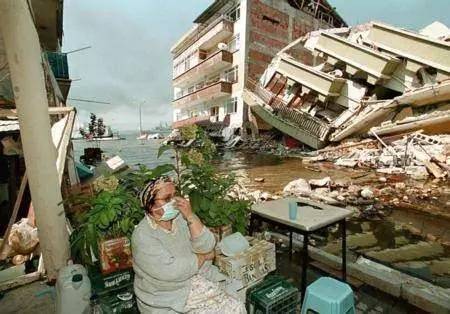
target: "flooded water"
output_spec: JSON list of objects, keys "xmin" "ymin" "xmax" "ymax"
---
[{"xmin": 73, "ymin": 137, "xmax": 450, "ymax": 288}]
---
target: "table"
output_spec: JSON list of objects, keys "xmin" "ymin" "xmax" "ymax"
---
[{"xmin": 249, "ymin": 197, "xmax": 353, "ymax": 304}]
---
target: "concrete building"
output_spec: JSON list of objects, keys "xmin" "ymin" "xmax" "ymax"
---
[
  {"xmin": 243, "ymin": 21, "xmax": 450, "ymax": 149},
  {"xmin": 171, "ymin": 0, "xmax": 345, "ymax": 137}
]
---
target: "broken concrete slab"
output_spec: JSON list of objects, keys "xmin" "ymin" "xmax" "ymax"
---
[
  {"xmin": 366, "ymin": 242, "xmax": 445, "ymax": 263},
  {"xmin": 309, "ymin": 176, "xmax": 331, "ymax": 187}
]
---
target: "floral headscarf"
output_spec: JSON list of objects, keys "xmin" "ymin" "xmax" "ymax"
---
[{"xmin": 139, "ymin": 177, "xmax": 171, "ymax": 210}]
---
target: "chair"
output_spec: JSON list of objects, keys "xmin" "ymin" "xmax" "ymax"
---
[{"xmin": 301, "ymin": 277, "xmax": 355, "ymax": 314}]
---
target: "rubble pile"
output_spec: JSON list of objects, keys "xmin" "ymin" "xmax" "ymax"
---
[{"xmin": 305, "ymin": 132, "xmax": 450, "ymax": 181}]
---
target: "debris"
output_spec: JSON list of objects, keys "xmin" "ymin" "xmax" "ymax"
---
[
  {"xmin": 335, "ymin": 158, "xmax": 358, "ymax": 168},
  {"xmin": 309, "ymin": 176, "xmax": 331, "ymax": 187},
  {"xmin": 254, "ymin": 177, "xmax": 265, "ymax": 183},
  {"xmin": 360, "ymin": 188, "xmax": 374, "ymax": 199},
  {"xmin": 405, "ymin": 166, "xmax": 429, "ymax": 180},
  {"xmin": 283, "ymin": 178, "xmax": 311, "ymax": 196},
  {"xmin": 377, "ymin": 167, "xmax": 405, "ymax": 175}
]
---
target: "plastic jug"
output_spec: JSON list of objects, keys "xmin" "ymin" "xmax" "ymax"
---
[{"xmin": 56, "ymin": 262, "xmax": 92, "ymax": 314}]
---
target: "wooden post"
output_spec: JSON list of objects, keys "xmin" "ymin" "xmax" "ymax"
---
[{"xmin": 0, "ymin": 0, "xmax": 70, "ymax": 280}]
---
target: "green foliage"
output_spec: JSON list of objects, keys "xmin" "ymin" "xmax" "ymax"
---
[
  {"xmin": 119, "ymin": 163, "xmax": 176, "ymax": 194},
  {"xmin": 69, "ymin": 164, "xmax": 175, "ymax": 265},
  {"xmin": 70, "ymin": 186, "xmax": 143, "ymax": 265},
  {"xmin": 157, "ymin": 125, "xmax": 250, "ymax": 234}
]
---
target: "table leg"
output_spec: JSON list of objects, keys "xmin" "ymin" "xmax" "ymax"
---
[
  {"xmin": 249, "ymin": 214, "xmax": 255, "ymax": 236},
  {"xmin": 300, "ymin": 233, "xmax": 309, "ymax": 306},
  {"xmin": 289, "ymin": 232, "xmax": 293, "ymax": 260},
  {"xmin": 341, "ymin": 219, "xmax": 347, "ymax": 282}
]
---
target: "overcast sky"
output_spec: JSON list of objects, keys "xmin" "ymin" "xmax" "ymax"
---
[{"xmin": 63, "ymin": 0, "xmax": 450, "ymax": 131}]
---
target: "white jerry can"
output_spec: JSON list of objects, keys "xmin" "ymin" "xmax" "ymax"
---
[{"xmin": 56, "ymin": 263, "xmax": 92, "ymax": 314}]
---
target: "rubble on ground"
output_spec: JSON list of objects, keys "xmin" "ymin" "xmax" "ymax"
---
[{"xmin": 304, "ymin": 132, "xmax": 450, "ymax": 181}]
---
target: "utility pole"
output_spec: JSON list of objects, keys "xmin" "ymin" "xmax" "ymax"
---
[{"xmin": 0, "ymin": 0, "xmax": 70, "ymax": 280}]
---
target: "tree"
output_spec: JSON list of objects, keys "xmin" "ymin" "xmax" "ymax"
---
[
  {"xmin": 88, "ymin": 113, "xmax": 97, "ymax": 136},
  {"xmin": 96, "ymin": 118, "xmax": 106, "ymax": 138}
]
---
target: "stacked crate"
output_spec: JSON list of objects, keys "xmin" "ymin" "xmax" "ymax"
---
[
  {"xmin": 215, "ymin": 237, "xmax": 276, "ymax": 300},
  {"xmin": 246, "ymin": 275, "xmax": 299, "ymax": 314}
]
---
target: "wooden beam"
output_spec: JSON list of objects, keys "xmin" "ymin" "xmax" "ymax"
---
[
  {"xmin": 0, "ymin": 107, "xmax": 74, "ymax": 118},
  {"xmin": 0, "ymin": 271, "xmax": 42, "ymax": 292},
  {"xmin": 0, "ymin": 0, "xmax": 70, "ymax": 280},
  {"xmin": 0, "ymin": 173, "xmax": 27, "ymax": 259}
]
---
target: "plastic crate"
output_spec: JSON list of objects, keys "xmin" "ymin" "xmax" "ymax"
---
[
  {"xmin": 247, "ymin": 276, "xmax": 299, "ymax": 314},
  {"xmin": 88, "ymin": 266, "xmax": 134, "ymax": 296},
  {"xmin": 99, "ymin": 284, "xmax": 138, "ymax": 314}
]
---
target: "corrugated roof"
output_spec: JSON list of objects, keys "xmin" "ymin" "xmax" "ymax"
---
[{"xmin": 0, "ymin": 119, "xmax": 19, "ymax": 133}]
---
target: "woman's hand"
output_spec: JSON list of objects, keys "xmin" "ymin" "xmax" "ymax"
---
[
  {"xmin": 196, "ymin": 251, "xmax": 215, "ymax": 268},
  {"xmin": 174, "ymin": 196, "xmax": 193, "ymax": 219}
]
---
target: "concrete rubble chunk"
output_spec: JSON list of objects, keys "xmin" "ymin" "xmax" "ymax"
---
[
  {"xmin": 283, "ymin": 178, "xmax": 311, "ymax": 196},
  {"xmin": 360, "ymin": 188, "xmax": 374, "ymax": 199},
  {"xmin": 405, "ymin": 165, "xmax": 429, "ymax": 180},
  {"xmin": 366, "ymin": 242, "xmax": 445, "ymax": 263},
  {"xmin": 309, "ymin": 176, "xmax": 331, "ymax": 187}
]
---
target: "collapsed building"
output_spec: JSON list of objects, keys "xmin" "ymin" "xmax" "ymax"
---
[{"xmin": 243, "ymin": 21, "xmax": 450, "ymax": 149}]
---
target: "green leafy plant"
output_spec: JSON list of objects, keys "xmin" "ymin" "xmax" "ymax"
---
[
  {"xmin": 68, "ymin": 164, "xmax": 176, "ymax": 265},
  {"xmin": 70, "ymin": 187, "xmax": 143, "ymax": 265},
  {"xmin": 158, "ymin": 125, "xmax": 250, "ymax": 234}
]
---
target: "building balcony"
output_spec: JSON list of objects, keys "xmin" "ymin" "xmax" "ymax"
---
[
  {"xmin": 46, "ymin": 51, "xmax": 71, "ymax": 102},
  {"xmin": 315, "ymin": 33, "xmax": 400, "ymax": 85},
  {"xmin": 275, "ymin": 54, "xmax": 346, "ymax": 101},
  {"xmin": 173, "ymin": 81, "xmax": 232, "ymax": 108},
  {"xmin": 172, "ymin": 115, "xmax": 211, "ymax": 129},
  {"xmin": 172, "ymin": 16, "xmax": 234, "ymax": 58},
  {"xmin": 173, "ymin": 50, "xmax": 233, "ymax": 88},
  {"xmin": 365, "ymin": 22, "xmax": 450, "ymax": 76}
]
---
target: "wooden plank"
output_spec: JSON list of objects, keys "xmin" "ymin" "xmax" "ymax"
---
[
  {"xmin": 0, "ymin": 271, "xmax": 41, "ymax": 292},
  {"xmin": 0, "ymin": 173, "xmax": 28, "ymax": 259}
]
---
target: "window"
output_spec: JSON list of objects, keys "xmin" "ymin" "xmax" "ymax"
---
[
  {"xmin": 227, "ymin": 4, "xmax": 240, "ymax": 22},
  {"xmin": 226, "ymin": 97, "xmax": 238, "ymax": 114},
  {"xmin": 228, "ymin": 34, "xmax": 240, "ymax": 52},
  {"xmin": 223, "ymin": 66, "xmax": 238, "ymax": 83},
  {"xmin": 210, "ymin": 106, "xmax": 219, "ymax": 117}
]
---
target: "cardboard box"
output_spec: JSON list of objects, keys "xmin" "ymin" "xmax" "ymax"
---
[
  {"xmin": 100, "ymin": 237, "xmax": 133, "ymax": 275},
  {"xmin": 215, "ymin": 238, "xmax": 276, "ymax": 287}
]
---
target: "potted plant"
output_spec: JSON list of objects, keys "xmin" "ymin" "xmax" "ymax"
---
[{"xmin": 69, "ymin": 164, "xmax": 175, "ymax": 267}]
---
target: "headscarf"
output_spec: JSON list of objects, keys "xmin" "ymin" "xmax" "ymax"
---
[{"xmin": 139, "ymin": 176, "xmax": 171, "ymax": 211}]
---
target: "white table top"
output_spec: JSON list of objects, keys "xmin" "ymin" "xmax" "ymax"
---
[{"xmin": 251, "ymin": 197, "xmax": 353, "ymax": 232}]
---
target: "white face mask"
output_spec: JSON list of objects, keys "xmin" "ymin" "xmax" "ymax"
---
[{"xmin": 158, "ymin": 200, "xmax": 180, "ymax": 221}]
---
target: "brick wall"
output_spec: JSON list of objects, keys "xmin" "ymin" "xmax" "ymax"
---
[{"xmin": 246, "ymin": 0, "xmax": 334, "ymax": 83}]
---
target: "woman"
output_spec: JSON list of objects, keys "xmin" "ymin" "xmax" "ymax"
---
[{"xmin": 132, "ymin": 177, "xmax": 246, "ymax": 314}]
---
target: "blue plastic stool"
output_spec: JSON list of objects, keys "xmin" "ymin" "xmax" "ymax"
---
[{"xmin": 301, "ymin": 277, "xmax": 355, "ymax": 314}]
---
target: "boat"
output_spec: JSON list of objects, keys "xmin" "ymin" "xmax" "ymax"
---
[
  {"xmin": 86, "ymin": 126, "xmax": 125, "ymax": 141},
  {"xmin": 136, "ymin": 103, "xmax": 149, "ymax": 140},
  {"xmin": 147, "ymin": 133, "xmax": 164, "ymax": 139}
]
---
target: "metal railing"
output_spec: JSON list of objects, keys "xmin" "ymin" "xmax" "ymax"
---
[
  {"xmin": 173, "ymin": 15, "xmax": 234, "ymax": 57},
  {"xmin": 246, "ymin": 79, "xmax": 330, "ymax": 140}
]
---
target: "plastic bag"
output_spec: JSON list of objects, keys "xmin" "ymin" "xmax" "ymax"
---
[{"xmin": 8, "ymin": 218, "xmax": 39, "ymax": 254}]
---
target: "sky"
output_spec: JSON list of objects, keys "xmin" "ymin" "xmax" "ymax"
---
[{"xmin": 63, "ymin": 0, "xmax": 450, "ymax": 131}]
